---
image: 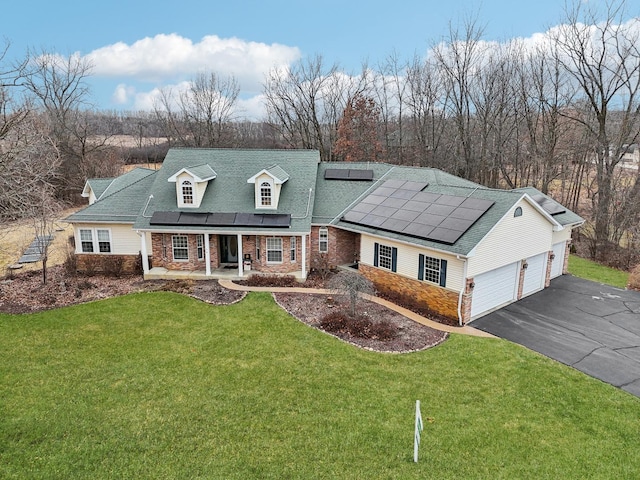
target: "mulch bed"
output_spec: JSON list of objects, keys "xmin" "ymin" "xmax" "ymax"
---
[{"xmin": 0, "ymin": 266, "xmax": 448, "ymax": 353}]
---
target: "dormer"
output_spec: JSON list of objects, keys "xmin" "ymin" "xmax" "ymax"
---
[
  {"xmin": 168, "ymin": 164, "xmax": 217, "ymax": 208},
  {"xmin": 247, "ymin": 165, "xmax": 289, "ymax": 210}
]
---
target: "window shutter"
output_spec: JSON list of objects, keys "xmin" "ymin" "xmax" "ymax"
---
[
  {"xmin": 391, "ymin": 247, "xmax": 398, "ymax": 272},
  {"xmin": 418, "ymin": 254, "xmax": 425, "ymax": 281},
  {"xmin": 373, "ymin": 243, "xmax": 379, "ymax": 267},
  {"xmin": 439, "ymin": 259, "xmax": 448, "ymax": 287}
]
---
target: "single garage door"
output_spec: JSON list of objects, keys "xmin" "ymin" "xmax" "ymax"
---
[
  {"xmin": 521, "ymin": 252, "xmax": 547, "ymax": 297},
  {"xmin": 471, "ymin": 262, "xmax": 519, "ymax": 319},
  {"xmin": 550, "ymin": 242, "xmax": 566, "ymax": 278}
]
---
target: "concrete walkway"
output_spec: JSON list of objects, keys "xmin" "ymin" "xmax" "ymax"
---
[{"xmin": 219, "ymin": 280, "xmax": 494, "ymax": 338}]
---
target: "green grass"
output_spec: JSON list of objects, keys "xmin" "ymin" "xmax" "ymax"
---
[
  {"xmin": 2, "ymin": 292, "xmax": 640, "ymax": 479},
  {"xmin": 568, "ymin": 254, "xmax": 629, "ymax": 288}
]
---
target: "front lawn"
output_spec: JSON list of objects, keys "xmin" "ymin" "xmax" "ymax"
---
[{"xmin": 1, "ymin": 292, "xmax": 639, "ymax": 479}]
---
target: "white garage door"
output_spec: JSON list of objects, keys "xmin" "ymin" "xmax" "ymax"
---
[
  {"xmin": 522, "ymin": 252, "xmax": 547, "ymax": 297},
  {"xmin": 471, "ymin": 262, "xmax": 519, "ymax": 319},
  {"xmin": 550, "ymin": 242, "xmax": 566, "ymax": 278}
]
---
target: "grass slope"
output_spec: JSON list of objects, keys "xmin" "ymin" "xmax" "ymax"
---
[
  {"xmin": 568, "ymin": 254, "xmax": 629, "ymax": 288},
  {"xmin": 2, "ymin": 292, "xmax": 639, "ymax": 479}
]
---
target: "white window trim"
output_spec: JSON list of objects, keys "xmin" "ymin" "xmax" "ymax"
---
[
  {"xmin": 290, "ymin": 236, "xmax": 296, "ymax": 262},
  {"xmin": 378, "ymin": 244, "xmax": 393, "ymax": 270},
  {"xmin": 196, "ymin": 234, "xmax": 204, "ymax": 260},
  {"xmin": 422, "ymin": 255, "xmax": 441, "ymax": 284},
  {"xmin": 177, "ymin": 178, "xmax": 198, "ymax": 208},
  {"xmin": 266, "ymin": 237, "xmax": 283, "ymax": 264},
  {"xmin": 78, "ymin": 228, "xmax": 112, "ymax": 254},
  {"xmin": 318, "ymin": 227, "xmax": 328, "ymax": 253},
  {"xmin": 172, "ymin": 235, "xmax": 189, "ymax": 261},
  {"xmin": 259, "ymin": 181, "xmax": 273, "ymax": 208}
]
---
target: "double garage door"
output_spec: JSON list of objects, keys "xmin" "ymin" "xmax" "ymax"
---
[{"xmin": 470, "ymin": 253, "xmax": 548, "ymax": 319}]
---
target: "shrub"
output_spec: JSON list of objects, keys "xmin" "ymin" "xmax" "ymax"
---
[
  {"xmin": 83, "ymin": 256, "xmax": 100, "ymax": 277},
  {"xmin": 319, "ymin": 311, "xmax": 397, "ymax": 341},
  {"xmin": 244, "ymin": 274, "xmax": 297, "ymax": 287},
  {"xmin": 629, "ymin": 264, "xmax": 640, "ymax": 291},
  {"xmin": 102, "ymin": 256, "xmax": 124, "ymax": 278},
  {"xmin": 158, "ymin": 279, "xmax": 193, "ymax": 294}
]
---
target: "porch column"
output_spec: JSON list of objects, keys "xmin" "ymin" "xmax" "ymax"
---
[
  {"xmin": 205, "ymin": 233, "xmax": 211, "ymax": 276},
  {"xmin": 138, "ymin": 231, "xmax": 149, "ymax": 274},
  {"xmin": 301, "ymin": 233, "xmax": 307, "ymax": 279},
  {"xmin": 237, "ymin": 234, "xmax": 244, "ymax": 277}
]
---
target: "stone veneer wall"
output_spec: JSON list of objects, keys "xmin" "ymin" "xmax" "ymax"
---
[{"xmin": 359, "ymin": 263, "xmax": 460, "ymax": 324}]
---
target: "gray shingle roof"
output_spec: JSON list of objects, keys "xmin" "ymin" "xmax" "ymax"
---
[
  {"xmin": 133, "ymin": 148, "xmax": 319, "ymax": 233},
  {"xmin": 514, "ymin": 187, "xmax": 584, "ymax": 226},
  {"xmin": 66, "ymin": 150, "xmax": 583, "ymax": 255},
  {"xmin": 66, "ymin": 168, "xmax": 157, "ymax": 223}
]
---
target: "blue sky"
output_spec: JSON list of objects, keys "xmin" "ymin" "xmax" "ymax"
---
[{"xmin": 2, "ymin": 0, "xmax": 627, "ymax": 118}]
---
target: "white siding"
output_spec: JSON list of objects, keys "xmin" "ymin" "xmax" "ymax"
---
[
  {"xmin": 468, "ymin": 199, "xmax": 554, "ymax": 278},
  {"xmin": 360, "ymin": 234, "xmax": 465, "ymax": 292},
  {"xmin": 75, "ymin": 224, "xmax": 146, "ymax": 255}
]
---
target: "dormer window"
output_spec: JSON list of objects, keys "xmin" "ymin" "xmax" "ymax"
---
[
  {"xmin": 248, "ymin": 165, "xmax": 289, "ymax": 210},
  {"xmin": 260, "ymin": 182, "xmax": 272, "ymax": 206},
  {"xmin": 182, "ymin": 180, "xmax": 194, "ymax": 205}
]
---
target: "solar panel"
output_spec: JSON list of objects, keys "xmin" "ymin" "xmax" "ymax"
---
[
  {"xmin": 150, "ymin": 211, "xmax": 181, "ymax": 225},
  {"xmin": 324, "ymin": 168, "xmax": 374, "ymax": 181},
  {"xmin": 179, "ymin": 212, "xmax": 208, "ymax": 225},
  {"xmin": 348, "ymin": 169, "xmax": 374, "ymax": 180},
  {"xmin": 341, "ymin": 182, "xmax": 494, "ymax": 244},
  {"xmin": 531, "ymin": 194, "xmax": 566, "ymax": 215},
  {"xmin": 324, "ymin": 169, "xmax": 350, "ymax": 180},
  {"xmin": 206, "ymin": 213, "xmax": 237, "ymax": 225}
]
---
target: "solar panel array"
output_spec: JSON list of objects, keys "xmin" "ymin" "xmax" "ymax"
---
[
  {"xmin": 324, "ymin": 168, "xmax": 374, "ymax": 181},
  {"xmin": 342, "ymin": 180, "xmax": 494, "ymax": 245},
  {"xmin": 150, "ymin": 211, "xmax": 291, "ymax": 227},
  {"xmin": 531, "ymin": 193, "xmax": 566, "ymax": 216}
]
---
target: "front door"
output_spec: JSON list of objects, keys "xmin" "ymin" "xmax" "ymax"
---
[{"xmin": 220, "ymin": 235, "xmax": 238, "ymax": 264}]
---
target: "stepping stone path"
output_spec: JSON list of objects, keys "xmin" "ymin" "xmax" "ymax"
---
[{"xmin": 18, "ymin": 235, "xmax": 54, "ymax": 263}]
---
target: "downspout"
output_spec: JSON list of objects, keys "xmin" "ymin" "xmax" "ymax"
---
[{"xmin": 457, "ymin": 256, "xmax": 468, "ymax": 326}]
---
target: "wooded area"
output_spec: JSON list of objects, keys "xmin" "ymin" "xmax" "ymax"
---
[{"xmin": 1, "ymin": 0, "xmax": 639, "ymax": 269}]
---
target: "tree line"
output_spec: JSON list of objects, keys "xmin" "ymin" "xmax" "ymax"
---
[{"xmin": 1, "ymin": 0, "xmax": 639, "ymax": 268}]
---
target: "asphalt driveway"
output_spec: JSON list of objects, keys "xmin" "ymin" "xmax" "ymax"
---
[{"xmin": 472, "ymin": 275, "xmax": 640, "ymax": 397}]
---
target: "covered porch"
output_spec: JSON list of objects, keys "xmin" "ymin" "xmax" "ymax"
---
[{"xmin": 144, "ymin": 266, "xmax": 308, "ymax": 282}]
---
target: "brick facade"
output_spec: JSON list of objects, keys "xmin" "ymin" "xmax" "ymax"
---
[
  {"xmin": 359, "ymin": 263, "xmax": 460, "ymax": 324},
  {"xmin": 310, "ymin": 226, "xmax": 359, "ymax": 268},
  {"xmin": 76, "ymin": 254, "xmax": 141, "ymax": 275},
  {"xmin": 150, "ymin": 232, "xmax": 309, "ymax": 275}
]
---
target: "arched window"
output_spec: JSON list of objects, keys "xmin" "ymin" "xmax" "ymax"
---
[
  {"xmin": 260, "ymin": 181, "xmax": 272, "ymax": 206},
  {"xmin": 181, "ymin": 180, "xmax": 194, "ymax": 205},
  {"xmin": 514, "ymin": 206, "xmax": 523, "ymax": 217}
]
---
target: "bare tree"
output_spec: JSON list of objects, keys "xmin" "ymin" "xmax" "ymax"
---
[
  {"xmin": 154, "ymin": 72, "xmax": 240, "ymax": 148},
  {"xmin": 550, "ymin": 0, "xmax": 640, "ymax": 260},
  {"xmin": 263, "ymin": 55, "xmax": 360, "ymax": 161},
  {"xmin": 328, "ymin": 270, "xmax": 375, "ymax": 317}
]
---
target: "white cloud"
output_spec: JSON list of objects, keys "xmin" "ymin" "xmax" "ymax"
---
[
  {"xmin": 87, "ymin": 33, "xmax": 301, "ymax": 90},
  {"xmin": 112, "ymin": 83, "xmax": 136, "ymax": 104}
]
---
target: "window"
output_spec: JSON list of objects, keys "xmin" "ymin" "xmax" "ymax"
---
[
  {"xmin": 79, "ymin": 228, "xmax": 111, "ymax": 253},
  {"xmin": 418, "ymin": 254, "xmax": 447, "ymax": 287},
  {"xmin": 97, "ymin": 229, "xmax": 111, "ymax": 253},
  {"xmin": 423, "ymin": 255, "xmax": 441, "ymax": 284},
  {"xmin": 196, "ymin": 234, "xmax": 204, "ymax": 260},
  {"xmin": 80, "ymin": 229, "xmax": 94, "ymax": 253},
  {"xmin": 514, "ymin": 206, "xmax": 523, "ymax": 217},
  {"xmin": 290, "ymin": 236, "xmax": 296, "ymax": 262},
  {"xmin": 181, "ymin": 180, "xmax": 194, "ymax": 205},
  {"xmin": 172, "ymin": 235, "xmax": 189, "ymax": 260},
  {"xmin": 374, "ymin": 242, "xmax": 397, "ymax": 272},
  {"xmin": 378, "ymin": 244, "xmax": 393, "ymax": 270},
  {"xmin": 319, "ymin": 227, "xmax": 328, "ymax": 253},
  {"xmin": 260, "ymin": 181, "xmax": 272, "ymax": 206},
  {"xmin": 266, "ymin": 237, "xmax": 283, "ymax": 263}
]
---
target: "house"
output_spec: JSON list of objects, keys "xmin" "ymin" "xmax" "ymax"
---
[{"xmin": 66, "ymin": 148, "xmax": 583, "ymax": 324}]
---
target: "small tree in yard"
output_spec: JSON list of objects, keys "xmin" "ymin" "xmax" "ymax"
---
[{"xmin": 327, "ymin": 270, "xmax": 375, "ymax": 317}]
